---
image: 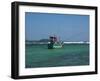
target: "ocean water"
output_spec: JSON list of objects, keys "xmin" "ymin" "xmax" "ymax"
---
[{"xmin": 25, "ymin": 44, "xmax": 89, "ymax": 68}]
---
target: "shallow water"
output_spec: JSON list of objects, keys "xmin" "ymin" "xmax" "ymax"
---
[{"xmin": 25, "ymin": 44, "xmax": 89, "ymax": 68}]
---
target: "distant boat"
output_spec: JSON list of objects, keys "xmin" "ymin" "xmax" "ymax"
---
[{"xmin": 48, "ymin": 36, "xmax": 63, "ymax": 49}]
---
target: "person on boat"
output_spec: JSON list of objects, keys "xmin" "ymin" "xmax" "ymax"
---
[{"xmin": 48, "ymin": 36, "xmax": 54, "ymax": 49}]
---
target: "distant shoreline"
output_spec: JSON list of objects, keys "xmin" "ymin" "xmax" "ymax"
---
[{"xmin": 26, "ymin": 41, "xmax": 89, "ymax": 45}]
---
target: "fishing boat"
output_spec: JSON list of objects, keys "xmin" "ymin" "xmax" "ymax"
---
[{"xmin": 48, "ymin": 36, "xmax": 63, "ymax": 49}]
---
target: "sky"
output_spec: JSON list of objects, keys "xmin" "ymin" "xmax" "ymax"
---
[{"xmin": 25, "ymin": 12, "xmax": 89, "ymax": 42}]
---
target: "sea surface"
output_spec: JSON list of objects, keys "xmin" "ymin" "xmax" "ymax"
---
[{"xmin": 25, "ymin": 44, "xmax": 89, "ymax": 68}]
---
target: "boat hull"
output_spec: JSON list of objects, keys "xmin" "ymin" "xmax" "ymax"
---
[{"xmin": 53, "ymin": 45, "xmax": 62, "ymax": 48}]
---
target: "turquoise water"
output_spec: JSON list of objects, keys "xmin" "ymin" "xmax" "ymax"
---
[{"xmin": 25, "ymin": 44, "xmax": 89, "ymax": 68}]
